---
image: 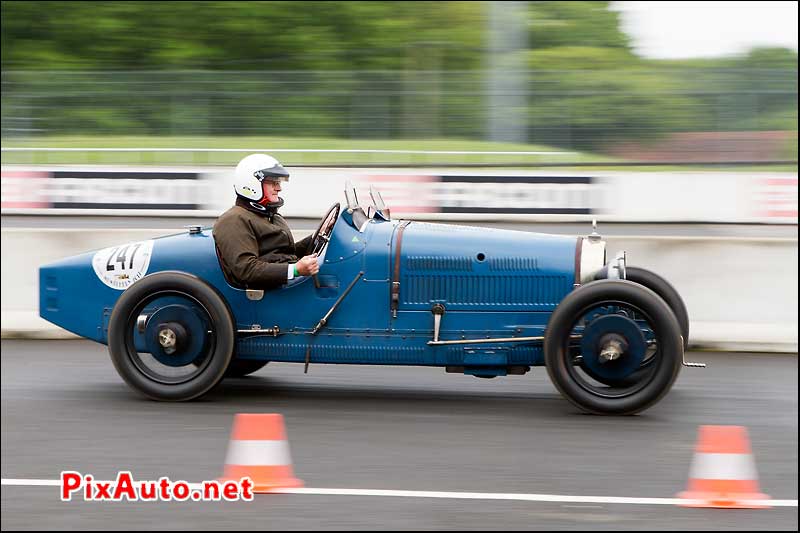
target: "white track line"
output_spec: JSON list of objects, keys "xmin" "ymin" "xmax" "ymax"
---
[{"xmin": 2, "ymin": 479, "xmax": 796, "ymax": 507}]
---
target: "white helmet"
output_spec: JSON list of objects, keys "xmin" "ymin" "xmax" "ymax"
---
[{"xmin": 233, "ymin": 154, "xmax": 290, "ymax": 202}]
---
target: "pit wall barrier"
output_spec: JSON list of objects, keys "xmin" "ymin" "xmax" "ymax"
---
[{"xmin": 1, "ymin": 227, "xmax": 796, "ymax": 352}]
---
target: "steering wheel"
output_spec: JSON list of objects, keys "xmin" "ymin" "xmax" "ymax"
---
[{"xmin": 308, "ymin": 202, "xmax": 340, "ymax": 256}]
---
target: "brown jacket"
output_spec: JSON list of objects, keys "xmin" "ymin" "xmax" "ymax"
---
[{"xmin": 213, "ymin": 200, "xmax": 312, "ymax": 290}]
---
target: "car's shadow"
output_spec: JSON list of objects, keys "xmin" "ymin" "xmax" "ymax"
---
[
  {"xmin": 56, "ymin": 362, "xmax": 679, "ymax": 421},
  {"xmin": 195, "ymin": 374, "xmax": 594, "ymax": 420},
  {"xmin": 59, "ymin": 374, "xmax": 684, "ymax": 422}
]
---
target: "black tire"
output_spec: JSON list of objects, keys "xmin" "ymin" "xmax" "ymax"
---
[
  {"xmin": 581, "ymin": 267, "xmax": 689, "ymax": 387},
  {"xmin": 625, "ymin": 267, "xmax": 689, "ymax": 349},
  {"xmin": 545, "ymin": 279, "xmax": 683, "ymax": 415},
  {"xmin": 108, "ymin": 271, "xmax": 235, "ymax": 401},
  {"xmin": 225, "ymin": 359, "xmax": 269, "ymax": 378}
]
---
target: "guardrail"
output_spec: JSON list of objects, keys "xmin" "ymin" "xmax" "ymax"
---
[
  {"xmin": 1, "ymin": 148, "xmax": 575, "ymax": 154},
  {"xmin": 1, "ymin": 147, "xmax": 582, "ymax": 168},
  {"xmin": 3, "ymin": 147, "xmax": 795, "ymax": 168}
]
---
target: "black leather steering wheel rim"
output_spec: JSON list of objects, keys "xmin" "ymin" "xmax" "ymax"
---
[{"xmin": 309, "ymin": 202, "xmax": 340, "ymax": 256}]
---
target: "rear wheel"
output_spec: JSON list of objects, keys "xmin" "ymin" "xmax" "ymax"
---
[
  {"xmin": 108, "ymin": 271, "xmax": 234, "ymax": 401},
  {"xmin": 545, "ymin": 280, "xmax": 683, "ymax": 415}
]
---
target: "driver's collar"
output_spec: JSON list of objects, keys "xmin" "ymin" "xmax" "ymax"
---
[{"xmin": 236, "ymin": 196, "xmax": 284, "ymax": 219}]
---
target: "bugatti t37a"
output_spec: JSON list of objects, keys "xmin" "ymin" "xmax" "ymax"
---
[{"xmin": 39, "ymin": 184, "xmax": 701, "ymax": 414}]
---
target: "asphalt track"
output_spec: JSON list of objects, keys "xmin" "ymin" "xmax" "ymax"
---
[{"xmin": 1, "ymin": 340, "xmax": 797, "ymax": 530}]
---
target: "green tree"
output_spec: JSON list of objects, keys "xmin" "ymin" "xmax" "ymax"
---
[
  {"xmin": 527, "ymin": 1, "xmax": 632, "ymax": 51},
  {"xmin": 1, "ymin": 1, "xmax": 795, "ymax": 147}
]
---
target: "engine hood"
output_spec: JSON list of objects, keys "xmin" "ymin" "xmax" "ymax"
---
[{"xmin": 397, "ymin": 222, "xmax": 579, "ymax": 311}]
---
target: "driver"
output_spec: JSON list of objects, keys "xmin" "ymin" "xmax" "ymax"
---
[{"xmin": 213, "ymin": 153, "xmax": 320, "ymax": 290}]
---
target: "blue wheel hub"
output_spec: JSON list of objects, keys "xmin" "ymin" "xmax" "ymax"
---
[
  {"xmin": 580, "ymin": 314, "xmax": 647, "ymax": 381},
  {"xmin": 144, "ymin": 304, "xmax": 209, "ymax": 367}
]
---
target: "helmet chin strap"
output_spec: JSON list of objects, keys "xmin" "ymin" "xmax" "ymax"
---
[{"xmin": 247, "ymin": 196, "xmax": 284, "ymax": 213}]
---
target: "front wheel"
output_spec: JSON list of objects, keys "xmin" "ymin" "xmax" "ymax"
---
[
  {"xmin": 625, "ymin": 267, "xmax": 689, "ymax": 349},
  {"xmin": 108, "ymin": 271, "xmax": 235, "ymax": 401},
  {"xmin": 545, "ymin": 280, "xmax": 683, "ymax": 415},
  {"xmin": 581, "ymin": 266, "xmax": 689, "ymax": 386}
]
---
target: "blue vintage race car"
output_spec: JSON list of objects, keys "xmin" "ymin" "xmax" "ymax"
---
[{"xmin": 39, "ymin": 184, "xmax": 697, "ymax": 414}]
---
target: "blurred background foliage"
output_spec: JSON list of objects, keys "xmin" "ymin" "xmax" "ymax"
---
[
  {"xmin": 1, "ymin": 1, "xmax": 488, "ymax": 70},
  {"xmin": 1, "ymin": 1, "xmax": 797, "ymax": 160}
]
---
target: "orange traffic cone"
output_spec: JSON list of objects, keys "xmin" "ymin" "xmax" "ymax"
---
[
  {"xmin": 220, "ymin": 413, "xmax": 303, "ymax": 492},
  {"xmin": 677, "ymin": 425, "xmax": 770, "ymax": 508}
]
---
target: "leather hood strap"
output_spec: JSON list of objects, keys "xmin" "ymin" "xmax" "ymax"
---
[{"xmin": 390, "ymin": 220, "xmax": 412, "ymax": 319}]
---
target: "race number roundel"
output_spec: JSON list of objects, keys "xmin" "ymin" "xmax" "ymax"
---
[{"xmin": 92, "ymin": 240, "xmax": 155, "ymax": 290}]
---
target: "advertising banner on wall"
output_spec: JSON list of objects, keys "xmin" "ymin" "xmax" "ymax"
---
[
  {"xmin": 1, "ymin": 168, "xmax": 204, "ymax": 211},
  {"xmin": 2, "ymin": 166, "xmax": 796, "ymax": 224}
]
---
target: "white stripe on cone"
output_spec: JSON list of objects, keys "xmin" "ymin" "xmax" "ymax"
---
[
  {"xmin": 688, "ymin": 452, "xmax": 758, "ymax": 480},
  {"xmin": 224, "ymin": 440, "xmax": 293, "ymax": 466}
]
